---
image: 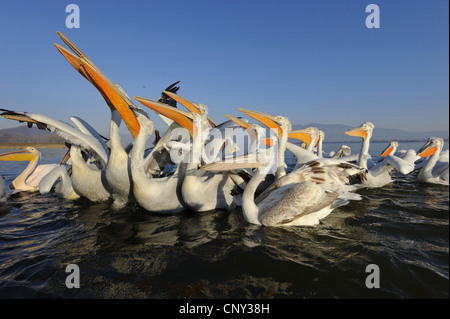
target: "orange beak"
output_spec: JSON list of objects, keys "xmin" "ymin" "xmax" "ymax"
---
[
  {"xmin": 288, "ymin": 130, "xmax": 313, "ymax": 147},
  {"xmin": 80, "ymin": 60, "xmax": 140, "ymax": 139},
  {"xmin": 135, "ymin": 96, "xmax": 197, "ymax": 138},
  {"xmin": 417, "ymin": 147, "xmax": 438, "ymax": 157},
  {"xmin": 226, "ymin": 114, "xmax": 274, "ymax": 147},
  {"xmin": 238, "ymin": 108, "xmax": 283, "ymax": 138},
  {"xmin": 55, "ymin": 34, "xmax": 140, "ymax": 139},
  {"xmin": 417, "ymin": 140, "xmax": 439, "ymax": 158},
  {"xmin": 163, "ymin": 91, "xmax": 217, "ymax": 128},
  {"xmin": 380, "ymin": 146, "xmax": 394, "ymax": 157},
  {"xmin": 60, "ymin": 147, "xmax": 71, "ymax": 165},
  {"xmin": 345, "ymin": 127, "xmax": 368, "ymax": 141}
]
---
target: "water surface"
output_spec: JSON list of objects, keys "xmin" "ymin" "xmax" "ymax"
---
[{"xmin": 0, "ymin": 143, "xmax": 448, "ymax": 299}]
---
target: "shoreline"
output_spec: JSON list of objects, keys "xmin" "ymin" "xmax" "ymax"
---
[{"xmin": 0, "ymin": 143, "xmax": 66, "ymax": 149}]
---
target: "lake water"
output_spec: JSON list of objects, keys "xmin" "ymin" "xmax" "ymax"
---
[{"xmin": 0, "ymin": 141, "xmax": 448, "ymax": 299}]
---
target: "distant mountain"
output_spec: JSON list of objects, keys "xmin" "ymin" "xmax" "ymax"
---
[
  {"xmin": 292, "ymin": 123, "xmax": 449, "ymax": 143},
  {"xmin": 1, "ymin": 123, "xmax": 448, "ymax": 145},
  {"xmin": 0, "ymin": 125, "xmax": 65, "ymax": 143}
]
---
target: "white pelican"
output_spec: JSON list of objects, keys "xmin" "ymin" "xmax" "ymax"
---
[
  {"xmin": 36, "ymin": 146, "xmax": 80, "ymax": 200},
  {"xmin": 228, "ymin": 109, "xmax": 367, "ymax": 196},
  {"xmin": 286, "ymin": 128, "xmax": 321, "ymax": 168},
  {"xmin": 38, "ymin": 164, "xmax": 80, "ymax": 200},
  {"xmin": 202, "ymin": 125, "xmax": 367, "ymax": 226},
  {"xmin": 135, "ymin": 95, "xmax": 245, "ymax": 212},
  {"xmin": 314, "ymin": 130, "xmax": 352, "ymax": 160},
  {"xmin": 416, "ymin": 137, "xmax": 449, "ymax": 185},
  {"xmin": 379, "ymin": 141, "xmax": 421, "ymax": 169},
  {"xmin": 129, "ymin": 107, "xmax": 188, "ymax": 213},
  {"xmin": 329, "ymin": 145, "xmax": 352, "ymax": 159},
  {"xmin": 55, "ymin": 33, "xmax": 185, "ymax": 208},
  {"xmin": 231, "ymin": 109, "xmax": 324, "ymax": 177},
  {"xmin": 345, "ymin": 122, "xmax": 415, "ymax": 188},
  {"xmin": 0, "ymin": 147, "xmax": 58, "ymax": 192},
  {"xmin": 1, "ymin": 110, "xmax": 111, "ymax": 202},
  {"xmin": 55, "ymin": 33, "xmax": 139, "ymax": 208}
]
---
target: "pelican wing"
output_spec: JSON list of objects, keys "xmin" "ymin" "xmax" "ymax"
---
[
  {"xmin": 1, "ymin": 110, "xmax": 109, "ymax": 166},
  {"xmin": 433, "ymin": 161, "xmax": 449, "ymax": 180},
  {"xmin": 143, "ymin": 122, "xmax": 180, "ymax": 176},
  {"xmin": 379, "ymin": 155, "xmax": 415, "ymax": 175},
  {"xmin": 70, "ymin": 116, "xmax": 109, "ymax": 156},
  {"xmin": 286, "ymin": 142, "xmax": 319, "ymax": 167},
  {"xmin": 256, "ymin": 159, "xmax": 366, "ymax": 205},
  {"xmin": 259, "ymin": 182, "xmax": 339, "ymax": 226}
]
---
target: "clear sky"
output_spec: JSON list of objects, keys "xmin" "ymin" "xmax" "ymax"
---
[{"xmin": 0, "ymin": 0, "xmax": 448, "ymax": 144}]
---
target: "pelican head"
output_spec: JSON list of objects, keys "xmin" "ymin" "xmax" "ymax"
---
[
  {"xmin": 0, "ymin": 147, "xmax": 40, "ymax": 162},
  {"xmin": 163, "ymin": 91, "xmax": 216, "ymax": 127},
  {"xmin": 417, "ymin": 137, "xmax": 444, "ymax": 158},
  {"xmin": 238, "ymin": 108, "xmax": 291, "ymax": 138},
  {"xmin": 288, "ymin": 127, "xmax": 319, "ymax": 148},
  {"xmin": 345, "ymin": 122, "xmax": 375, "ymax": 141},
  {"xmin": 380, "ymin": 141, "xmax": 399, "ymax": 157}
]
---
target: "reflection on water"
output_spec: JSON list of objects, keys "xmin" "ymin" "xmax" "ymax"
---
[{"xmin": 0, "ymin": 145, "xmax": 448, "ymax": 298}]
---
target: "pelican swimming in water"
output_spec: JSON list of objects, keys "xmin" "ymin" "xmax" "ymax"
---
[
  {"xmin": 128, "ymin": 107, "xmax": 188, "ymax": 213},
  {"xmin": 379, "ymin": 140, "xmax": 420, "ymax": 169},
  {"xmin": 228, "ymin": 109, "xmax": 368, "ymax": 195},
  {"xmin": 1, "ymin": 109, "xmax": 110, "ymax": 202},
  {"xmin": 55, "ymin": 32, "xmax": 183, "ymax": 208},
  {"xmin": 202, "ymin": 123, "xmax": 366, "ymax": 226},
  {"xmin": 37, "ymin": 147, "xmax": 80, "ymax": 200},
  {"xmin": 0, "ymin": 147, "xmax": 58, "ymax": 192},
  {"xmin": 135, "ymin": 95, "xmax": 246, "ymax": 212},
  {"xmin": 345, "ymin": 122, "xmax": 415, "ymax": 188},
  {"xmin": 415, "ymin": 137, "xmax": 449, "ymax": 185}
]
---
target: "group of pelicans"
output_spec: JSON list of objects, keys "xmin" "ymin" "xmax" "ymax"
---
[{"xmin": 0, "ymin": 32, "xmax": 448, "ymax": 227}]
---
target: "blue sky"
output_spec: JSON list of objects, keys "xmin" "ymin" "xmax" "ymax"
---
[{"xmin": 0, "ymin": 0, "xmax": 448, "ymax": 143}]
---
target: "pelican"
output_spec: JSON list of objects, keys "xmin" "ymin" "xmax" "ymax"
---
[
  {"xmin": 345, "ymin": 122, "xmax": 415, "ymax": 188},
  {"xmin": 416, "ymin": 137, "xmax": 449, "ymax": 185},
  {"xmin": 38, "ymin": 164, "xmax": 80, "ymax": 200},
  {"xmin": 0, "ymin": 147, "xmax": 58, "ymax": 192},
  {"xmin": 228, "ymin": 109, "xmax": 367, "ymax": 196},
  {"xmin": 314, "ymin": 130, "xmax": 352, "ymax": 160},
  {"xmin": 55, "ymin": 32, "xmax": 140, "ymax": 208},
  {"xmin": 37, "ymin": 147, "xmax": 79, "ymax": 200},
  {"xmin": 135, "ymin": 95, "xmax": 245, "ymax": 212},
  {"xmin": 232, "ymin": 109, "xmax": 324, "ymax": 177},
  {"xmin": 55, "ymin": 32, "xmax": 189, "ymax": 208},
  {"xmin": 202, "ymin": 124, "xmax": 367, "ymax": 226},
  {"xmin": 379, "ymin": 141, "xmax": 421, "ymax": 169},
  {"xmin": 380, "ymin": 141, "xmax": 399, "ymax": 159},
  {"xmin": 129, "ymin": 107, "xmax": 187, "ymax": 213},
  {"xmin": 286, "ymin": 127, "xmax": 321, "ymax": 168},
  {"xmin": 1, "ymin": 110, "xmax": 111, "ymax": 202},
  {"xmin": 329, "ymin": 145, "xmax": 352, "ymax": 159}
]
